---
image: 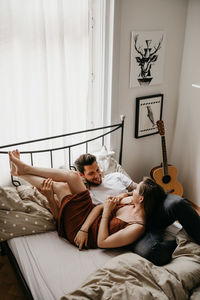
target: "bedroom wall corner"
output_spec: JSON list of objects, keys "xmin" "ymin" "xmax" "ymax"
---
[
  {"xmin": 171, "ymin": 0, "xmax": 200, "ymax": 206},
  {"xmin": 111, "ymin": 0, "xmax": 188, "ymax": 183}
]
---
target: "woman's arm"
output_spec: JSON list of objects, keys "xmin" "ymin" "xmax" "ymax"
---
[
  {"xmin": 110, "ymin": 182, "xmax": 138, "ymax": 205},
  {"xmin": 97, "ymin": 197, "xmax": 144, "ymax": 248},
  {"xmin": 80, "ymin": 204, "xmax": 104, "ymax": 232},
  {"xmin": 74, "ymin": 204, "xmax": 104, "ymax": 250},
  {"xmin": 97, "ymin": 222, "xmax": 144, "ymax": 248},
  {"xmin": 109, "ymin": 193, "xmax": 134, "ymax": 205}
]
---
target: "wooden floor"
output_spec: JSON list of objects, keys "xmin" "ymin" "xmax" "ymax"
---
[{"xmin": 0, "ymin": 254, "xmax": 27, "ymax": 300}]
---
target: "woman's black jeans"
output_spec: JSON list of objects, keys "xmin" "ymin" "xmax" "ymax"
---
[{"xmin": 130, "ymin": 194, "xmax": 200, "ymax": 265}]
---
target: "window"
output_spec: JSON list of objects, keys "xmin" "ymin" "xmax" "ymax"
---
[
  {"xmin": 0, "ymin": 0, "xmax": 116, "ymax": 185},
  {"xmin": 0, "ymin": 0, "xmax": 114, "ymax": 147},
  {"xmin": 88, "ymin": 0, "xmax": 114, "ymax": 128}
]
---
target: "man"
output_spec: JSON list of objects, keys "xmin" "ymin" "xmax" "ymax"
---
[{"xmin": 74, "ymin": 154, "xmax": 136, "ymax": 205}]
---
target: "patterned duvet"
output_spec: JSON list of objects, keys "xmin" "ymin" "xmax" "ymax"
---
[{"xmin": 0, "ymin": 185, "xmax": 56, "ymax": 241}]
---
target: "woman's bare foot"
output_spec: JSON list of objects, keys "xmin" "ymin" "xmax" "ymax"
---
[
  {"xmin": 9, "ymin": 150, "xmax": 26, "ymax": 176},
  {"xmin": 9, "ymin": 150, "xmax": 20, "ymax": 176}
]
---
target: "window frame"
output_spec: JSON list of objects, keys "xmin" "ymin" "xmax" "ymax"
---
[{"xmin": 88, "ymin": 0, "xmax": 115, "ymax": 128}]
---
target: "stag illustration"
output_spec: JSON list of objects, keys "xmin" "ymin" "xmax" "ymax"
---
[{"xmin": 134, "ymin": 34, "xmax": 163, "ymax": 85}]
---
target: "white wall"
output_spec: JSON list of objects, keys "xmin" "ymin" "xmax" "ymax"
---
[
  {"xmin": 111, "ymin": 0, "xmax": 188, "ymax": 183},
  {"xmin": 171, "ymin": 0, "xmax": 200, "ymax": 205}
]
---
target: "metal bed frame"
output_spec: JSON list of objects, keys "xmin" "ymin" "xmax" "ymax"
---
[
  {"xmin": 0, "ymin": 116, "xmax": 125, "ymax": 187},
  {"xmin": 0, "ymin": 116, "xmax": 125, "ymax": 300}
]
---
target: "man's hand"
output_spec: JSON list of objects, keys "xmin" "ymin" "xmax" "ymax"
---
[{"xmin": 74, "ymin": 230, "xmax": 88, "ymax": 250}]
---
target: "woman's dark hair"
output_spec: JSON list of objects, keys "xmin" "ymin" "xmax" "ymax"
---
[
  {"xmin": 74, "ymin": 154, "xmax": 97, "ymax": 174},
  {"xmin": 139, "ymin": 177, "xmax": 166, "ymax": 224}
]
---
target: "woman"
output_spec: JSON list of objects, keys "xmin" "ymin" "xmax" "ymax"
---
[{"xmin": 8, "ymin": 150, "xmax": 164, "ymax": 250}]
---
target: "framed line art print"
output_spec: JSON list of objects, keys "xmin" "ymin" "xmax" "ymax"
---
[
  {"xmin": 130, "ymin": 31, "xmax": 166, "ymax": 88},
  {"xmin": 135, "ymin": 94, "xmax": 163, "ymax": 138}
]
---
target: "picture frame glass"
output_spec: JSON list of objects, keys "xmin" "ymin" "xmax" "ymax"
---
[
  {"xmin": 130, "ymin": 31, "xmax": 166, "ymax": 88},
  {"xmin": 135, "ymin": 94, "xmax": 163, "ymax": 138}
]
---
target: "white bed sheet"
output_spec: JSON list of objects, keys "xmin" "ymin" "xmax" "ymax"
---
[
  {"xmin": 8, "ymin": 231, "xmax": 125, "ymax": 300},
  {"xmin": 8, "ymin": 223, "xmax": 182, "ymax": 300}
]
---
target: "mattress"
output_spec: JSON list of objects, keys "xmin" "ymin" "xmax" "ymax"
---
[
  {"xmin": 8, "ymin": 231, "xmax": 125, "ymax": 300},
  {"xmin": 8, "ymin": 222, "xmax": 182, "ymax": 300}
]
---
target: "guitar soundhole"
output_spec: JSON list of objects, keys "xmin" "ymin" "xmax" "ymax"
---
[{"xmin": 162, "ymin": 175, "xmax": 171, "ymax": 184}]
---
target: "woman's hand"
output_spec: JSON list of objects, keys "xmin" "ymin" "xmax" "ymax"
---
[
  {"xmin": 74, "ymin": 230, "xmax": 88, "ymax": 250},
  {"xmin": 103, "ymin": 197, "xmax": 117, "ymax": 217},
  {"xmin": 38, "ymin": 178, "xmax": 54, "ymax": 200},
  {"xmin": 111, "ymin": 193, "xmax": 127, "ymax": 204}
]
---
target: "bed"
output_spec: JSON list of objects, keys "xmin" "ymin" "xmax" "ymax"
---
[{"xmin": 0, "ymin": 116, "xmax": 200, "ymax": 300}]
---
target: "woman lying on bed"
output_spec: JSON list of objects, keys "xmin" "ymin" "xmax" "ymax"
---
[{"xmin": 8, "ymin": 150, "xmax": 165, "ymax": 250}]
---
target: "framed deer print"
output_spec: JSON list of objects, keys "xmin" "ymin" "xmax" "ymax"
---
[
  {"xmin": 130, "ymin": 31, "xmax": 166, "ymax": 88},
  {"xmin": 135, "ymin": 94, "xmax": 163, "ymax": 138}
]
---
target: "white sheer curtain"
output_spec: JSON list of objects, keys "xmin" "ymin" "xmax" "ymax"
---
[
  {"xmin": 0, "ymin": 0, "xmax": 89, "ymax": 184},
  {"xmin": 0, "ymin": 0, "xmax": 89, "ymax": 146}
]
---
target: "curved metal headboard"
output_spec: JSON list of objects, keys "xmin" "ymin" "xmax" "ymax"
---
[{"xmin": 0, "ymin": 116, "xmax": 125, "ymax": 187}]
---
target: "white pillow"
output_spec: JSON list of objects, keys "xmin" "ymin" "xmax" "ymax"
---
[
  {"xmin": 93, "ymin": 145, "xmax": 131, "ymax": 178},
  {"xmin": 60, "ymin": 146, "xmax": 131, "ymax": 178},
  {"xmin": 97, "ymin": 156, "xmax": 131, "ymax": 178}
]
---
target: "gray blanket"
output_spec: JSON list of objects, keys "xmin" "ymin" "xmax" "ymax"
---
[{"xmin": 62, "ymin": 230, "xmax": 200, "ymax": 300}]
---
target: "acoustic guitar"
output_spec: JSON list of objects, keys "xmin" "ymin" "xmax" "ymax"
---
[{"xmin": 150, "ymin": 120, "xmax": 183, "ymax": 196}]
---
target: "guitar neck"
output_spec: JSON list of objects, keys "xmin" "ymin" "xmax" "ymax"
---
[{"xmin": 161, "ymin": 136, "xmax": 168, "ymax": 175}]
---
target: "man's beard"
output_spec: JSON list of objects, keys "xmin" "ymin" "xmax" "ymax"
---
[{"xmin": 87, "ymin": 174, "xmax": 102, "ymax": 186}]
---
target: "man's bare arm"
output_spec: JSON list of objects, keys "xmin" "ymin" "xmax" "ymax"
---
[{"xmin": 127, "ymin": 182, "xmax": 137, "ymax": 192}]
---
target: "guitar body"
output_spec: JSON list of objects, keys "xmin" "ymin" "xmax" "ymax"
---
[
  {"xmin": 150, "ymin": 163, "xmax": 172, "ymax": 178},
  {"xmin": 152, "ymin": 165, "xmax": 183, "ymax": 196}
]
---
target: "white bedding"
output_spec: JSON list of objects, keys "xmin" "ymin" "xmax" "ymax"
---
[
  {"xmin": 8, "ymin": 231, "xmax": 125, "ymax": 300},
  {"xmin": 8, "ymin": 223, "xmax": 182, "ymax": 300}
]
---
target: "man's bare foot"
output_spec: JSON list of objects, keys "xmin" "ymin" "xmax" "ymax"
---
[{"xmin": 9, "ymin": 150, "xmax": 26, "ymax": 176}]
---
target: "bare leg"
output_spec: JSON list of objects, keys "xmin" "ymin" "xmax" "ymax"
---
[
  {"xmin": 9, "ymin": 151, "xmax": 76, "ymax": 218},
  {"xmin": 19, "ymin": 173, "xmax": 72, "ymax": 217},
  {"xmin": 9, "ymin": 150, "xmax": 86, "ymax": 194},
  {"xmin": 21, "ymin": 174, "xmax": 46, "ymax": 189},
  {"xmin": 18, "ymin": 173, "xmax": 70, "ymax": 200},
  {"xmin": 40, "ymin": 179, "xmax": 74, "ymax": 220}
]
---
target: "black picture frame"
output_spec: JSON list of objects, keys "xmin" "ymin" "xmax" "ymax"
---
[{"xmin": 135, "ymin": 94, "xmax": 163, "ymax": 138}]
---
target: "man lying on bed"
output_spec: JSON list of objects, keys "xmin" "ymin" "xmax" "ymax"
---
[
  {"xmin": 8, "ymin": 151, "xmax": 200, "ymax": 265},
  {"xmin": 74, "ymin": 153, "xmax": 137, "ymax": 205}
]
